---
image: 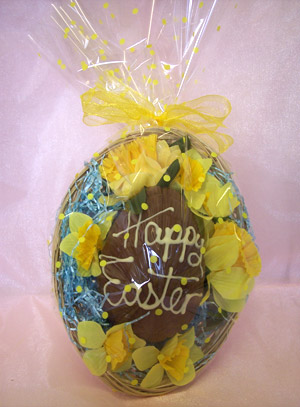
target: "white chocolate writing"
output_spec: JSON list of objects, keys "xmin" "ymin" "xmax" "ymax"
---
[{"xmin": 100, "ymin": 262, "xmax": 203, "ymax": 315}]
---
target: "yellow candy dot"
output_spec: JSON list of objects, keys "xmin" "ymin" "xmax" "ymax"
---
[
  {"xmin": 102, "ymin": 311, "xmax": 108, "ymax": 319},
  {"xmin": 129, "ymin": 47, "xmax": 135, "ymax": 53},
  {"xmin": 182, "ymin": 17, "xmax": 187, "ymax": 23},
  {"xmin": 106, "ymin": 355, "xmax": 112, "ymax": 363},
  {"xmin": 103, "ymin": 2, "xmax": 109, "ymax": 9},
  {"xmin": 70, "ymin": 2, "xmax": 75, "ymax": 7},
  {"xmin": 149, "ymin": 49, "xmax": 155, "ymax": 56},
  {"xmin": 70, "ymin": 20, "xmax": 76, "ymax": 25},
  {"xmin": 93, "ymin": 152, "xmax": 100, "ymax": 158},
  {"xmin": 131, "ymin": 159, "xmax": 137, "ymax": 165},
  {"xmin": 204, "ymin": 337, "xmax": 211, "ymax": 343},
  {"xmin": 64, "ymin": 27, "xmax": 70, "ymax": 34},
  {"xmin": 87, "ymin": 193, "xmax": 94, "ymax": 200},
  {"xmin": 218, "ymin": 307, "xmax": 222, "ymax": 313},
  {"xmin": 242, "ymin": 212, "xmax": 248, "ymax": 219},
  {"xmin": 129, "ymin": 337, "xmax": 136, "ymax": 345},
  {"xmin": 155, "ymin": 308, "xmax": 163, "ymax": 316},
  {"xmin": 101, "ymin": 55, "xmax": 107, "ymax": 61},
  {"xmin": 103, "ymin": 39, "xmax": 108, "ymax": 45},
  {"xmin": 173, "ymin": 224, "xmax": 182, "ymax": 232},
  {"xmin": 217, "ymin": 25, "xmax": 221, "ymax": 31},
  {"xmin": 141, "ymin": 203, "xmax": 148, "ymax": 210},
  {"xmin": 119, "ymin": 38, "xmax": 125, "ymax": 45},
  {"xmin": 218, "ymin": 217, "xmax": 224, "ymax": 224},
  {"xmin": 80, "ymin": 336, "xmax": 86, "ymax": 345},
  {"xmin": 211, "ymin": 152, "xmax": 218, "ymax": 158},
  {"xmin": 162, "ymin": 18, "xmax": 167, "ymax": 25},
  {"xmin": 164, "ymin": 64, "xmax": 170, "ymax": 70},
  {"xmin": 153, "ymin": 79, "xmax": 158, "ymax": 86},
  {"xmin": 193, "ymin": 47, "xmax": 199, "ymax": 53},
  {"xmin": 131, "ymin": 379, "xmax": 138, "ymax": 386},
  {"xmin": 58, "ymin": 213, "xmax": 65, "ymax": 220},
  {"xmin": 198, "ymin": 176, "xmax": 205, "ymax": 182},
  {"xmin": 124, "ymin": 284, "xmax": 131, "ymax": 293},
  {"xmin": 150, "ymin": 63, "xmax": 156, "ymax": 69},
  {"xmin": 81, "ymin": 61, "xmax": 88, "ymax": 71},
  {"xmin": 181, "ymin": 277, "xmax": 187, "ymax": 286},
  {"xmin": 55, "ymin": 261, "xmax": 61, "ymax": 268},
  {"xmin": 124, "ymin": 232, "xmax": 129, "ymax": 240},
  {"xmin": 199, "ymin": 1, "xmax": 204, "ymax": 8},
  {"xmin": 99, "ymin": 49, "xmax": 105, "ymax": 55},
  {"xmin": 164, "ymin": 127, "xmax": 170, "ymax": 131},
  {"xmin": 200, "ymin": 247, "xmax": 206, "ymax": 254},
  {"xmin": 78, "ymin": 237, "xmax": 85, "ymax": 243},
  {"xmin": 91, "ymin": 33, "xmax": 98, "ymax": 40},
  {"xmin": 150, "ymin": 255, "xmax": 158, "ymax": 264},
  {"xmin": 176, "ymin": 83, "xmax": 180, "ymax": 88},
  {"xmin": 132, "ymin": 8, "xmax": 139, "ymax": 14},
  {"xmin": 76, "ymin": 285, "xmax": 83, "ymax": 293},
  {"xmin": 181, "ymin": 324, "xmax": 188, "ymax": 331},
  {"xmin": 100, "ymin": 260, "xmax": 107, "ymax": 267},
  {"xmin": 157, "ymin": 354, "xmax": 164, "ymax": 362},
  {"xmin": 114, "ymin": 173, "xmax": 121, "ymax": 180},
  {"xmin": 163, "ymin": 174, "xmax": 171, "ymax": 182},
  {"xmin": 110, "ymin": 13, "xmax": 115, "ymax": 19}
]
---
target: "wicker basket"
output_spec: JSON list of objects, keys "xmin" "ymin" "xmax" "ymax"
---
[{"xmin": 52, "ymin": 128, "xmax": 244, "ymax": 396}]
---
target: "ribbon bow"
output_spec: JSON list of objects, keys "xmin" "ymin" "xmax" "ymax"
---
[{"xmin": 81, "ymin": 75, "xmax": 233, "ymax": 153}]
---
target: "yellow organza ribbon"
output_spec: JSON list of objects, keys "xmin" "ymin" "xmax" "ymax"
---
[{"xmin": 81, "ymin": 77, "xmax": 233, "ymax": 153}]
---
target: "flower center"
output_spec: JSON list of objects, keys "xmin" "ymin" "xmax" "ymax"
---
[
  {"xmin": 158, "ymin": 341, "xmax": 190, "ymax": 381},
  {"xmin": 76, "ymin": 220, "xmax": 100, "ymax": 270}
]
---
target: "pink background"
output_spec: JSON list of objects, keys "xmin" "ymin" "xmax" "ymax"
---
[{"xmin": 1, "ymin": 0, "xmax": 300, "ymax": 406}]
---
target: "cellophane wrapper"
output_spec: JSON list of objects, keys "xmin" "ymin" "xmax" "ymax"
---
[{"xmin": 33, "ymin": 0, "xmax": 262, "ymax": 396}]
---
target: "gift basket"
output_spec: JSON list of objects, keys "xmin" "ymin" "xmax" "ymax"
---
[{"xmin": 37, "ymin": 0, "xmax": 262, "ymax": 396}]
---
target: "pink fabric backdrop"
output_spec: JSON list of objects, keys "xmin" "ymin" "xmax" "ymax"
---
[{"xmin": 1, "ymin": 0, "xmax": 300, "ymax": 406}]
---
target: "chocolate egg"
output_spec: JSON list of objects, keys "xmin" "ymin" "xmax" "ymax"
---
[{"xmin": 96, "ymin": 186, "xmax": 205, "ymax": 343}]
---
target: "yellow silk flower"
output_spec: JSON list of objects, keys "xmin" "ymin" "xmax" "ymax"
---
[
  {"xmin": 176, "ymin": 149, "xmax": 212, "ymax": 192},
  {"xmin": 60, "ymin": 212, "xmax": 116, "ymax": 277},
  {"xmin": 204, "ymin": 221, "xmax": 261, "ymax": 312},
  {"xmin": 132, "ymin": 327, "xmax": 204, "ymax": 388},
  {"xmin": 99, "ymin": 133, "xmax": 181, "ymax": 199},
  {"xmin": 185, "ymin": 174, "xmax": 240, "ymax": 219},
  {"xmin": 77, "ymin": 321, "xmax": 146, "ymax": 375}
]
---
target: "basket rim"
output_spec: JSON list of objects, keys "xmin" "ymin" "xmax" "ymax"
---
[{"xmin": 52, "ymin": 128, "xmax": 241, "ymax": 396}]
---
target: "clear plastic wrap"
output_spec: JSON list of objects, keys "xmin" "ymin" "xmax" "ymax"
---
[{"xmin": 34, "ymin": 0, "xmax": 262, "ymax": 396}]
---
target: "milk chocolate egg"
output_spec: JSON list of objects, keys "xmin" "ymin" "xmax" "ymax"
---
[{"xmin": 96, "ymin": 186, "xmax": 205, "ymax": 343}]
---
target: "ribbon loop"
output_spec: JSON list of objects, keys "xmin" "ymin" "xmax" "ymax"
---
[{"xmin": 81, "ymin": 76, "xmax": 233, "ymax": 153}]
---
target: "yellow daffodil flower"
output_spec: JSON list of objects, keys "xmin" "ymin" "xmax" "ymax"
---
[
  {"xmin": 132, "ymin": 327, "xmax": 204, "ymax": 388},
  {"xmin": 77, "ymin": 321, "xmax": 146, "ymax": 375},
  {"xmin": 204, "ymin": 221, "xmax": 261, "ymax": 312},
  {"xmin": 185, "ymin": 174, "xmax": 240, "ymax": 219},
  {"xmin": 100, "ymin": 134, "xmax": 181, "ymax": 199},
  {"xmin": 176, "ymin": 149, "xmax": 212, "ymax": 192},
  {"xmin": 60, "ymin": 212, "xmax": 116, "ymax": 277}
]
